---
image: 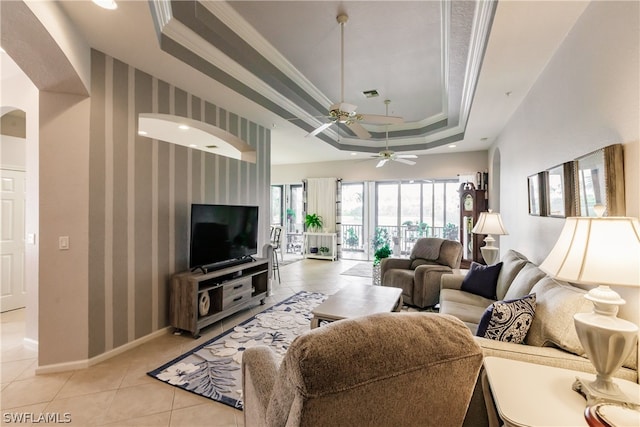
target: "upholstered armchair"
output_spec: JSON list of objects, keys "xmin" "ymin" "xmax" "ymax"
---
[
  {"xmin": 242, "ymin": 312, "xmax": 483, "ymax": 427},
  {"xmin": 381, "ymin": 237, "xmax": 462, "ymax": 308}
]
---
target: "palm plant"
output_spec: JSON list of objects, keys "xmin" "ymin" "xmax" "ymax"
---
[{"xmin": 304, "ymin": 213, "xmax": 323, "ymax": 231}]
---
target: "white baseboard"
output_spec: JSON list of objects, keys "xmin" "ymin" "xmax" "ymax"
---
[
  {"xmin": 23, "ymin": 337, "xmax": 39, "ymax": 351},
  {"xmin": 35, "ymin": 326, "xmax": 172, "ymax": 375}
]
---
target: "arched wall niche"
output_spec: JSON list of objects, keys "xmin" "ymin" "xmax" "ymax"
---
[{"xmin": 1, "ymin": 109, "xmax": 27, "ymax": 138}]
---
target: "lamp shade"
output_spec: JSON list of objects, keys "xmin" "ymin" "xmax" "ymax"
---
[
  {"xmin": 539, "ymin": 216, "xmax": 640, "ymax": 287},
  {"xmin": 472, "ymin": 210, "xmax": 509, "ymax": 236}
]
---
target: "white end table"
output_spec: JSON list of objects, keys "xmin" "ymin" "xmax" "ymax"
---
[{"xmin": 483, "ymin": 357, "xmax": 640, "ymax": 427}]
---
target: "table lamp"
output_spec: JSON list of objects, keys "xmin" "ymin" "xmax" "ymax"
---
[
  {"xmin": 471, "ymin": 210, "xmax": 509, "ymax": 265},
  {"xmin": 539, "ymin": 213, "xmax": 640, "ymax": 404}
]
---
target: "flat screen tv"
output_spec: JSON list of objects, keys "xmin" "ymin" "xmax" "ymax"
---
[{"xmin": 189, "ymin": 204, "xmax": 259, "ymax": 271}]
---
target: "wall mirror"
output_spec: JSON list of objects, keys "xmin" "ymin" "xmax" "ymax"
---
[
  {"xmin": 546, "ymin": 164, "xmax": 566, "ymax": 217},
  {"xmin": 528, "ymin": 173, "xmax": 545, "ymax": 216},
  {"xmin": 576, "ymin": 149, "xmax": 605, "ymax": 216},
  {"xmin": 575, "ymin": 144, "xmax": 625, "ymax": 216}
]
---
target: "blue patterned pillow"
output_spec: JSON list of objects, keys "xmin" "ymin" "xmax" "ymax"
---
[{"xmin": 476, "ymin": 293, "xmax": 536, "ymax": 344}]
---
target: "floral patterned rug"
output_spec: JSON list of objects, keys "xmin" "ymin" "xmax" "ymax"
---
[{"xmin": 147, "ymin": 291, "xmax": 327, "ymax": 410}]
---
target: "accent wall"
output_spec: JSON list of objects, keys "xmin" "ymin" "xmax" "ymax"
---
[{"xmin": 85, "ymin": 50, "xmax": 271, "ymax": 359}]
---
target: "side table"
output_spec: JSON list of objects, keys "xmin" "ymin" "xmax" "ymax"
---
[{"xmin": 483, "ymin": 357, "xmax": 640, "ymax": 427}]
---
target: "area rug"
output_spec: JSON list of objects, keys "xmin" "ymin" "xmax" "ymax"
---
[
  {"xmin": 340, "ymin": 262, "xmax": 373, "ymax": 278},
  {"xmin": 147, "ymin": 291, "xmax": 327, "ymax": 410}
]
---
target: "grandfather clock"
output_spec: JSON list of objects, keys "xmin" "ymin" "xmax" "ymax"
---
[{"xmin": 459, "ymin": 183, "xmax": 487, "ymax": 264}]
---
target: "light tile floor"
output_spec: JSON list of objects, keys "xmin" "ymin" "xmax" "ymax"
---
[{"xmin": 1, "ymin": 256, "xmax": 373, "ymax": 426}]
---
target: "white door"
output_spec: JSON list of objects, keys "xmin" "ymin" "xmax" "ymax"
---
[{"xmin": 1, "ymin": 169, "xmax": 26, "ymax": 312}]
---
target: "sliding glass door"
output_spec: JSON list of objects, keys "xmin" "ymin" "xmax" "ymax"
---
[
  {"xmin": 278, "ymin": 179, "xmax": 461, "ymax": 261},
  {"xmin": 341, "ymin": 183, "xmax": 365, "ymax": 258}
]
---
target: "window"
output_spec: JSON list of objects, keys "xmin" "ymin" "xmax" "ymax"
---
[
  {"xmin": 270, "ymin": 185, "xmax": 283, "ymax": 225},
  {"xmin": 341, "ymin": 183, "xmax": 364, "ymax": 251},
  {"xmin": 288, "ymin": 185, "xmax": 303, "ymax": 233},
  {"xmin": 369, "ymin": 180, "xmax": 460, "ymax": 256}
]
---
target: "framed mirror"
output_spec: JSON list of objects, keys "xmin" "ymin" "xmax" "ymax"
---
[
  {"xmin": 528, "ymin": 173, "xmax": 545, "ymax": 216},
  {"xmin": 575, "ymin": 144, "xmax": 625, "ymax": 216},
  {"xmin": 545, "ymin": 162, "xmax": 576, "ymax": 218}
]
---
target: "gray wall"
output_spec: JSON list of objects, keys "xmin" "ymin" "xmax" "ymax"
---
[{"xmin": 88, "ymin": 50, "xmax": 271, "ymax": 357}]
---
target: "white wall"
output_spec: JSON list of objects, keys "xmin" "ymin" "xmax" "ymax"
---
[
  {"xmin": 0, "ymin": 54, "xmax": 39, "ymax": 344},
  {"xmin": 490, "ymin": 1, "xmax": 639, "ymax": 324},
  {"xmin": 272, "ymin": 150, "xmax": 488, "ymax": 184}
]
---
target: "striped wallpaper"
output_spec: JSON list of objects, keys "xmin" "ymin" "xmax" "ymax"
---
[{"xmin": 88, "ymin": 50, "xmax": 271, "ymax": 357}]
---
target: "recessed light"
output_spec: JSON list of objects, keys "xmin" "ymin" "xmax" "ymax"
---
[
  {"xmin": 138, "ymin": 130, "xmax": 148, "ymax": 136},
  {"xmin": 178, "ymin": 124, "xmax": 189, "ymax": 130},
  {"xmin": 351, "ymin": 152, "xmax": 358, "ymax": 156},
  {"xmin": 92, "ymin": 0, "xmax": 117, "ymax": 10},
  {"xmin": 448, "ymin": 144, "xmax": 457, "ymax": 148},
  {"xmin": 189, "ymin": 144, "xmax": 197, "ymax": 148}
]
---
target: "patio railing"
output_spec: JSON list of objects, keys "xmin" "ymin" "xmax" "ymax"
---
[{"xmin": 340, "ymin": 224, "xmax": 459, "ymax": 257}]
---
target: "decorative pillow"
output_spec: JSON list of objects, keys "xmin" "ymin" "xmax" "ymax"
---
[
  {"xmin": 476, "ymin": 293, "xmax": 536, "ymax": 344},
  {"xmin": 461, "ymin": 262, "xmax": 503, "ymax": 299}
]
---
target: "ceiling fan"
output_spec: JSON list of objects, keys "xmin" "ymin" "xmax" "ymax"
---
[
  {"xmin": 306, "ymin": 14, "xmax": 404, "ymax": 140},
  {"xmin": 372, "ymin": 100, "xmax": 417, "ymax": 168}
]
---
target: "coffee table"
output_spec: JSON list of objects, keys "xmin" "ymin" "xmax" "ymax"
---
[{"xmin": 310, "ymin": 284, "xmax": 403, "ymax": 328}]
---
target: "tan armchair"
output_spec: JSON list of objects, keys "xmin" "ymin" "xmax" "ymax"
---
[
  {"xmin": 242, "ymin": 312, "xmax": 483, "ymax": 427},
  {"xmin": 381, "ymin": 237, "xmax": 462, "ymax": 308}
]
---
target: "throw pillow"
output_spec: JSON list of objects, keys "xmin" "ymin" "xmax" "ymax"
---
[
  {"xmin": 476, "ymin": 293, "xmax": 537, "ymax": 344},
  {"xmin": 461, "ymin": 262, "xmax": 503, "ymax": 299}
]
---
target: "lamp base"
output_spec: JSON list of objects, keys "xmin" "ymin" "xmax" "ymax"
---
[
  {"xmin": 480, "ymin": 246, "xmax": 499, "ymax": 265},
  {"xmin": 573, "ymin": 377, "xmax": 640, "ymax": 409}
]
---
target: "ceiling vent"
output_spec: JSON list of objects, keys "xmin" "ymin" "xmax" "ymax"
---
[
  {"xmin": 362, "ymin": 89, "xmax": 379, "ymax": 98},
  {"xmin": 206, "ymin": 145, "xmax": 218, "ymax": 149}
]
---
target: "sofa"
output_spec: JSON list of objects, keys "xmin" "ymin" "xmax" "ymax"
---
[
  {"xmin": 242, "ymin": 312, "xmax": 483, "ymax": 427},
  {"xmin": 439, "ymin": 249, "xmax": 638, "ymax": 427},
  {"xmin": 381, "ymin": 237, "xmax": 462, "ymax": 308}
]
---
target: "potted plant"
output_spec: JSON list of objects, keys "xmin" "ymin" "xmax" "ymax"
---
[
  {"xmin": 304, "ymin": 213, "xmax": 323, "ymax": 231},
  {"xmin": 345, "ymin": 227, "xmax": 359, "ymax": 248},
  {"xmin": 372, "ymin": 244, "xmax": 392, "ymax": 286},
  {"xmin": 373, "ymin": 244, "xmax": 392, "ymax": 266},
  {"xmin": 319, "ymin": 246, "xmax": 330, "ymax": 256}
]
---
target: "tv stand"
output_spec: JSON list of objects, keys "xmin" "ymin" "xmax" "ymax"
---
[{"xmin": 170, "ymin": 257, "xmax": 269, "ymax": 338}]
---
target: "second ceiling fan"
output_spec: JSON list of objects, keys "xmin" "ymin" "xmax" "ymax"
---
[
  {"xmin": 371, "ymin": 100, "xmax": 417, "ymax": 167},
  {"xmin": 306, "ymin": 14, "xmax": 404, "ymax": 140}
]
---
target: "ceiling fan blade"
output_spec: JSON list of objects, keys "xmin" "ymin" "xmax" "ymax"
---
[
  {"xmin": 306, "ymin": 122, "xmax": 333, "ymax": 138},
  {"xmin": 359, "ymin": 114, "xmax": 404, "ymax": 125},
  {"xmin": 376, "ymin": 159, "xmax": 389, "ymax": 168},
  {"xmin": 347, "ymin": 121, "xmax": 371, "ymax": 139},
  {"xmin": 394, "ymin": 158, "xmax": 416, "ymax": 166},
  {"xmin": 396, "ymin": 154, "xmax": 418, "ymax": 159}
]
